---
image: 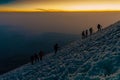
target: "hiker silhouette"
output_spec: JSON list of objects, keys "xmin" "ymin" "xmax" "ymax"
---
[
  {"xmin": 34, "ymin": 53, "xmax": 39, "ymax": 62},
  {"xmin": 39, "ymin": 51, "xmax": 44, "ymax": 61},
  {"xmin": 54, "ymin": 43, "xmax": 59, "ymax": 54},
  {"xmin": 82, "ymin": 31, "xmax": 85, "ymax": 39},
  {"xmin": 30, "ymin": 55, "xmax": 34, "ymax": 65},
  {"xmin": 97, "ymin": 24, "xmax": 102, "ymax": 31},
  {"xmin": 89, "ymin": 27, "xmax": 93, "ymax": 35},
  {"xmin": 85, "ymin": 30, "xmax": 88, "ymax": 37}
]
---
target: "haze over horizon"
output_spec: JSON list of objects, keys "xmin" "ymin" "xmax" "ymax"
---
[
  {"xmin": 0, "ymin": 0, "xmax": 120, "ymax": 34},
  {"xmin": 1, "ymin": 0, "xmax": 120, "ymax": 77},
  {"xmin": 0, "ymin": 12, "xmax": 120, "ymax": 34}
]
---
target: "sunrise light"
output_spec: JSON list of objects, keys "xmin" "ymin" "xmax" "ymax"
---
[{"xmin": 0, "ymin": 0, "xmax": 120, "ymax": 12}]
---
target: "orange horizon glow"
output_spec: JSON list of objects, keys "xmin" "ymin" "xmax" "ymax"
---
[
  {"xmin": 0, "ymin": 0, "xmax": 120, "ymax": 12},
  {"xmin": 1, "ymin": 10, "xmax": 120, "ymax": 13}
]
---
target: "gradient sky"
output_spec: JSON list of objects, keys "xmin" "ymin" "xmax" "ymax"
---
[
  {"xmin": 0, "ymin": 0, "xmax": 120, "ymax": 12},
  {"xmin": 0, "ymin": 0, "xmax": 120, "ymax": 34}
]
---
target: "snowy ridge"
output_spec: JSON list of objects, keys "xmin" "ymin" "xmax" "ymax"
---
[{"xmin": 0, "ymin": 21, "xmax": 120, "ymax": 80}]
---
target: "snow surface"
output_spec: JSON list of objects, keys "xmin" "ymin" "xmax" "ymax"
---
[{"xmin": 0, "ymin": 21, "xmax": 120, "ymax": 80}]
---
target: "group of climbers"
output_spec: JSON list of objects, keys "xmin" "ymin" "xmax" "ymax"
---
[
  {"xmin": 30, "ymin": 24, "xmax": 103, "ymax": 65},
  {"xmin": 30, "ymin": 43, "xmax": 59, "ymax": 65},
  {"xmin": 82, "ymin": 24, "xmax": 102, "ymax": 38}
]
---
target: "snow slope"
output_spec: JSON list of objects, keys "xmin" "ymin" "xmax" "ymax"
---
[{"xmin": 0, "ymin": 21, "xmax": 120, "ymax": 80}]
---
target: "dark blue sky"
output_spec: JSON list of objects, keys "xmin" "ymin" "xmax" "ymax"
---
[{"xmin": 0, "ymin": 0, "xmax": 16, "ymax": 4}]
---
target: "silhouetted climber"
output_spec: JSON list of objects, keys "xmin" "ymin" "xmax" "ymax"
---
[
  {"xmin": 89, "ymin": 27, "xmax": 93, "ymax": 35},
  {"xmin": 97, "ymin": 24, "xmax": 102, "ymax": 31},
  {"xmin": 39, "ymin": 51, "xmax": 44, "ymax": 61},
  {"xmin": 30, "ymin": 55, "xmax": 34, "ymax": 65},
  {"xmin": 54, "ymin": 43, "xmax": 59, "ymax": 54},
  {"xmin": 85, "ymin": 30, "xmax": 88, "ymax": 37},
  {"xmin": 82, "ymin": 31, "xmax": 85, "ymax": 39},
  {"xmin": 34, "ymin": 53, "xmax": 39, "ymax": 62}
]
